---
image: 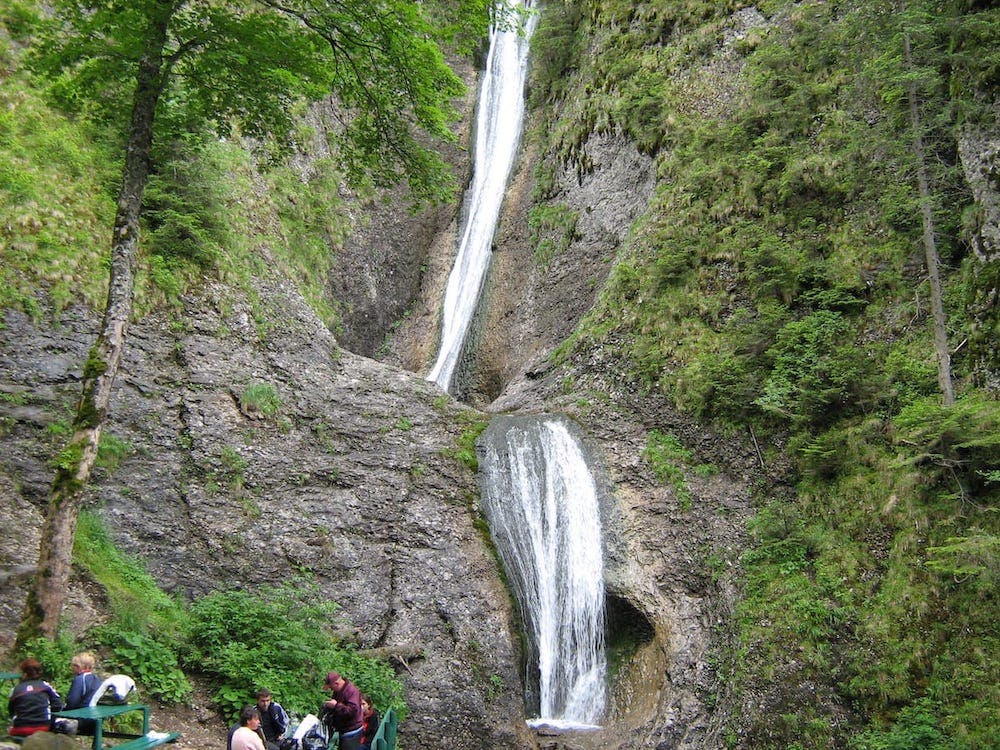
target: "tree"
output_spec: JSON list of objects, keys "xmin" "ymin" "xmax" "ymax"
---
[
  {"xmin": 17, "ymin": 0, "xmax": 478, "ymax": 646},
  {"xmin": 898, "ymin": 0, "xmax": 955, "ymax": 405},
  {"xmin": 858, "ymin": 0, "xmax": 960, "ymax": 406}
]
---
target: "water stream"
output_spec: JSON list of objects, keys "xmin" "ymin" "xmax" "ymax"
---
[
  {"xmin": 427, "ymin": 1, "xmax": 607, "ymax": 728},
  {"xmin": 479, "ymin": 416, "xmax": 607, "ymax": 726},
  {"xmin": 427, "ymin": 0, "xmax": 537, "ymax": 391}
]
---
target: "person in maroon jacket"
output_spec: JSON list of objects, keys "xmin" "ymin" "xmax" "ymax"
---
[
  {"xmin": 320, "ymin": 672, "xmax": 364, "ymax": 750},
  {"xmin": 7, "ymin": 658, "xmax": 64, "ymax": 737}
]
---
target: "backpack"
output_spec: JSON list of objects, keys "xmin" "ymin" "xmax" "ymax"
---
[
  {"xmin": 90, "ymin": 674, "xmax": 137, "ymax": 706},
  {"xmin": 286, "ymin": 713, "xmax": 326, "ymax": 750}
]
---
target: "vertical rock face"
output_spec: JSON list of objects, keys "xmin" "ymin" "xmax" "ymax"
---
[
  {"xmin": 958, "ymin": 125, "xmax": 1000, "ymax": 390},
  {"xmin": 0, "ymin": 277, "xmax": 534, "ymax": 750},
  {"xmin": 328, "ymin": 58, "xmax": 479, "ymax": 365},
  {"xmin": 460, "ymin": 133, "xmax": 657, "ymax": 406}
]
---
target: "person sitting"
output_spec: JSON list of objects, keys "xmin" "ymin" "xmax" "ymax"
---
[
  {"xmin": 8, "ymin": 658, "xmax": 64, "ymax": 737},
  {"xmin": 230, "ymin": 705, "xmax": 266, "ymax": 750},
  {"xmin": 255, "ymin": 688, "xmax": 289, "ymax": 750},
  {"xmin": 359, "ymin": 694, "xmax": 380, "ymax": 750},
  {"xmin": 64, "ymin": 651, "xmax": 100, "ymax": 734}
]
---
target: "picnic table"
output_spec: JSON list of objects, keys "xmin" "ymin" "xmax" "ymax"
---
[{"xmin": 52, "ymin": 704, "xmax": 177, "ymax": 750}]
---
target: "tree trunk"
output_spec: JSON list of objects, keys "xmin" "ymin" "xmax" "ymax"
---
[
  {"xmin": 16, "ymin": 4, "xmax": 173, "ymax": 647},
  {"xmin": 902, "ymin": 20, "xmax": 955, "ymax": 406}
]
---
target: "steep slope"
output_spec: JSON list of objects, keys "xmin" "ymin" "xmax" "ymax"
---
[{"xmin": 378, "ymin": 1, "xmax": 999, "ymax": 748}]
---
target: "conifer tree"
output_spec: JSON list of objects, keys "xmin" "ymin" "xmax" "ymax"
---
[{"xmin": 898, "ymin": 0, "xmax": 954, "ymax": 404}]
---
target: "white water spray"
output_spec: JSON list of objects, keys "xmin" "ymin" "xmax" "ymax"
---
[
  {"xmin": 480, "ymin": 416, "xmax": 607, "ymax": 726},
  {"xmin": 427, "ymin": 1, "xmax": 537, "ymax": 391}
]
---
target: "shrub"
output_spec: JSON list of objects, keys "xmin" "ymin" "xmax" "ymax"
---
[
  {"xmin": 755, "ymin": 310, "xmax": 872, "ymax": 427},
  {"xmin": 91, "ymin": 625, "xmax": 192, "ymax": 703},
  {"xmin": 893, "ymin": 393, "xmax": 1000, "ymax": 484},
  {"xmin": 143, "ymin": 136, "xmax": 236, "ymax": 271},
  {"xmin": 849, "ymin": 698, "xmax": 954, "ymax": 750},
  {"xmin": 183, "ymin": 586, "xmax": 405, "ymax": 721}
]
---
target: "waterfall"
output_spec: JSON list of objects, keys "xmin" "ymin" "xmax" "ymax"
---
[
  {"xmin": 426, "ymin": 0, "xmax": 606, "ymax": 729},
  {"xmin": 427, "ymin": 1, "xmax": 537, "ymax": 391},
  {"xmin": 480, "ymin": 415, "xmax": 607, "ymax": 727}
]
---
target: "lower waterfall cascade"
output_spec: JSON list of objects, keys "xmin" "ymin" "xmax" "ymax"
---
[{"xmin": 479, "ymin": 415, "xmax": 607, "ymax": 728}]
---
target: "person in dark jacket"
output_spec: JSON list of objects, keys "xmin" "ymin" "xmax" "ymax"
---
[
  {"xmin": 64, "ymin": 652, "xmax": 100, "ymax": 734},
  {"xmin": 8, "ymin": 658, "xmax": 64, "ymax": 737},
  {"xmin": 320, "ymin": 672, "xmax": 363, "ymax": 750},
  {"xmin": 64, "ymin": 652, "xmax": 100, "ymax": 709},
  {"xmin": 255, "ymin": 689, "xmax": 289, "ymax": 750}
]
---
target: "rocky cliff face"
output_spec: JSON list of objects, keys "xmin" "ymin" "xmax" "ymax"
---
[{"xmin": 0, "ymin": 275, "xmax": 534, "ymax": 750}]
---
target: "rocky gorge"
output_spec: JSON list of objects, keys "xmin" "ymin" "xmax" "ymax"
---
[
  {"xmin": 0, "ymin": 47, "xmax": 755, "ymax": 750},
  {"xmin": 2, "ymin": 2, "xmax": 998, "ymax": 749}
]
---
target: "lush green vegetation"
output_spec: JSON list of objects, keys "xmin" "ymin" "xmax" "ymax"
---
[
  {"xmin": 185, "ymin": 588, "xmax": 405, "ymax": 721},
  {"xmin": 11, "ymin": 512, "xmax": 404, "ymax": 722},
  {"xmin": 0, "ymin": 0, "xmax": 475, "ymax": 333},
  {"xmin": 531, "ymin": 0, "xmax": 998, "ymax": 747},
  {"xmin": 0, "ymin": 56, "xmax": 345, "ymax": 333}
]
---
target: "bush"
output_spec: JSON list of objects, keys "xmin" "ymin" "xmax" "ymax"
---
[
  {"xmin": 91, "ymin": 625, "xmax": 192, "ymax": 703},
  {"xmin": 850, "ymin": 698, "xmax": 955, "ymax": 750},
  {"xmin": 183, "ymin": 586, "xmax": 405, "ymax": 721},
  {"xmin": 893, "ymin": 393, "xmax": 1000, "ymax": 481},
  {"xmin": 755, "ymin": 310, "xmax": 872, "ymax": 427},
  {"xmin": 143, "ymin": 136, "xmax": 236, "ymax": 271}
]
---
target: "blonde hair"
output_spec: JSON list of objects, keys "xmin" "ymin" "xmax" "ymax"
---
[{"xmin": 71, "ymin": 651, "xmax": 97, "ymax": 671}]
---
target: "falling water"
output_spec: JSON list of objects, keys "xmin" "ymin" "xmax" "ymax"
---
[
  {"xmin": 479, "ymin": 415, "xmax": 607, "ymax": 726},
  {"xmin": 427, "ymin": 1, "xmax": 537, "ymax": 391}
]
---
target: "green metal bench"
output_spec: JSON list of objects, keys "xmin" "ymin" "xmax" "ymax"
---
[
  {"xmin": 107, "ymin": 731, "xmax": 180, "ymax": 750},
  {"xmin": 370, "ymin": 708, "xmax": 397, "ymax": 750}
]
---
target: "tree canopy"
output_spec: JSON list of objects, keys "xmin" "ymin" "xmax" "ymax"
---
[{"xmin": 30, "ymin": 0, "xmax": 477, "ymax": 202}]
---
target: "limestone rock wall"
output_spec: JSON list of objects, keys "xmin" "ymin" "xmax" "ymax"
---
[{"xmin": 0, "ymin": 275, "xmax": 533, "ymax": 750}]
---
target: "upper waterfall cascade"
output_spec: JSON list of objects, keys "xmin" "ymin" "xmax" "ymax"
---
[
  {"xmin": 427, "ymin": 0, "xmax": 538, "ymax": 391},
  {"xmin": 480, "ymin": 416, "xmax": 607, "ymax": 726}
]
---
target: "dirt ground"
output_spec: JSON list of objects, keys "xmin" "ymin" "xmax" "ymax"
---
[{"xmin": 147, "ymin": 700, "xmax": 227, "ymax": 750}]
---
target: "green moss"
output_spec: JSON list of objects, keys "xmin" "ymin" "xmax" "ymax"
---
[{"xmin": 82, "ymin": 346, "xmax": 108, "ymax": 380}]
